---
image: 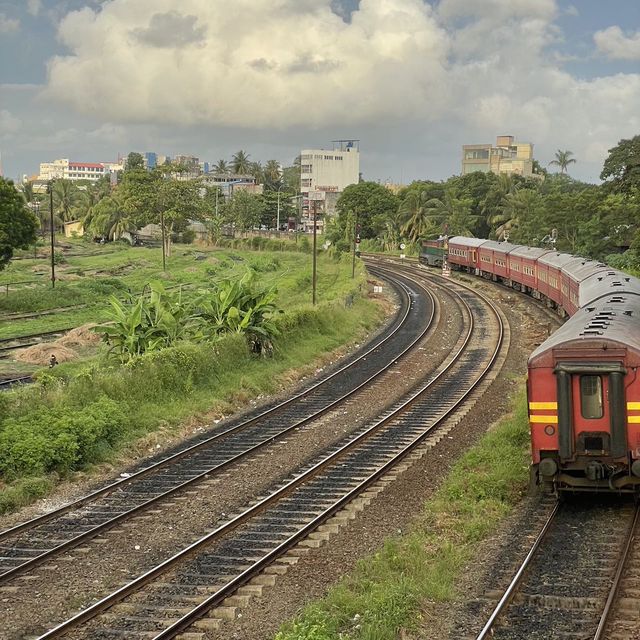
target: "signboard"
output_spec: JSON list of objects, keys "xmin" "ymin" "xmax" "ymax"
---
[{"xmin": 308, "ymin": 191, "xmax": 326, "ymax": 201}]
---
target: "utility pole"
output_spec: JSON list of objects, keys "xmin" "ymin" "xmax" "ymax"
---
[
  {"xmin": 312, "ymin": 199, "xmax": 318, "ymax": 306},
  {"xmin": 48, "ymin": 181, "xmax": 55, "ymax": 288},
  {"xmin": 160, "ymin": 209, "xmax": 167, "ymax": 272},
  {"xmin": 351, "ymin": 208, "xmax": 359, "ymax": 279}
]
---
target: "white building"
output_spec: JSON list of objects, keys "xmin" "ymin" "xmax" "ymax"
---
[
  {"xmin": 38, "ymin": 158, "xmax": 124, "ymax": 182},
  {"xmin": 300, "ymin": 140, "xmax": 360, "ymax": 233}
]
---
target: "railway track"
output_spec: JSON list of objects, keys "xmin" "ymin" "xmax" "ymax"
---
[
  {"xmin": 475, "ymin": 499, "xmax": 640, "ymax": 640},
  {"xmin": 0, "ymin": 268, "xmax": 433, "ymax": 586},
  {"xmin": 32, "ymin": 270, "xmax": 506, "ymax": 639}
]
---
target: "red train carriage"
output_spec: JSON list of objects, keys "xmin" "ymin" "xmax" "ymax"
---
[
  {"xmin": 561, "ymin": 259, "xmax": 609, "ymax": 316},
  {"xmin": 507, "ymin": 246, "xmax": 550, "ymax": 294},
  {"xmin": 537, "ymin": 252, "xmax": 576, "ymax": 311},
  {"xmin": 477, "ymin": 240, "xmax": 519, "ymax": 280},
  {"xmin": 528, "ymin": 293, "xmax": 640, "ymax": 493},
  {"xmin": 447, "ymin": 237, "xmax": 486, "ymax": 272}
]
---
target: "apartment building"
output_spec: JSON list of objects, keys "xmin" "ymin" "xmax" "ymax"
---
[
  {"xmin": 38, "ymin": 158, "xmax": 124, "ymax": 182},
  {"xmin": 300, "ymin": 140, "xmax": 360, "ymax": 233},
  {"xmin": 462, "ymin": 135, "xmax": 534, "ymax": 177}
]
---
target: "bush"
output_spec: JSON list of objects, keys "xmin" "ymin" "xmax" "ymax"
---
[{"xmin": 0, "ymin": 397, "xmax": 127, "ymax": 479}]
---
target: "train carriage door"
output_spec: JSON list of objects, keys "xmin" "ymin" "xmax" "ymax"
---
[{"xmin": 557, "ymin": 364, "xmax": 626, "ymax": 460}]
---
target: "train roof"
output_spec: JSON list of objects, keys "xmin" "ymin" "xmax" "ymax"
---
[
  {"xmin": 448, "ymin": 236, "xmax": 487, "ymax": 248},
  {"xmin": 537, "ymin": 251, "xmax": 578, "ymax": 269},
  {"xmin": 529, "ymin": 294, "xmax": 640, "ymax": 368},
  {"xmin": 479, "ymin": 240, "xmax": 521, "ymax": 254},
  {"xmin": 579, "ymin": 269, "xmax": 640, "ymax": 307},
  {"xmin": 562, "ymin": 258, "xmax": 609, "ymax": 283},
  {"xmin": 509, "ymin": 246, "xmax": 551, "ymax": 260}
]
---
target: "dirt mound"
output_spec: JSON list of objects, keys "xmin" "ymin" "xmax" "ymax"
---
[
  {"xmin": 14, "ymin": 343, "xmax": 78, "ymax": 365},
  {"xmin": 56, "ymin": 324, "xmax": 101, "ymax": 347}
]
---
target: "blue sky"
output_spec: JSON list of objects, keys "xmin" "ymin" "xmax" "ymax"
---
[{"xmin": 0, "ymin": 0, "xmax": 639, "ymax": 184}]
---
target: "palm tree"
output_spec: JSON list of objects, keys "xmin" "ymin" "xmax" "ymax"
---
[
  {"xmin": 213, "ymin": 159, "xmax": 229, "ymax": 174},
  {"xmin": 263, "ymin": 159, "xmax": 282, "ymax": 189},
  {"xmin": 249, "ymin": 161, "xmax": 264, "ymax": 184},
  {"xmin": 88, "ymin": 194, "xmax": 135, "ymax": 241},
  {"xmin": 492, "ymin": 189, "xmax": 542, "ymax": 241},
  {"xmin": 21, "ymin": 181, "xmax": 35, "ymax": 204},
  {"xmin": 53, "ymin": 179, "xmax": 84, "ymax": 222},
  {"xmin": 231, "ymin": 150, "xmax": 251, "ymax": 175},
  {"xmin": 548, "ymin": 150, "xmax": 576, "ymax": 174},
  {"xmin": 425, "ymin": 187, "xmax": 477, "ymax": 237},
  {"xmin": 399, "ymin": 190, "xmax": 439, "ymax": 243}
]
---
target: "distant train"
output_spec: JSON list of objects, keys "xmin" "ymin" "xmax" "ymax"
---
[
  {"xmin": 446, "ymin": 237, "xmax": 640, "ymax": 494},
  {"xmin": 419, "ymin": 238, "xmax": 446, "ymax": 267}
]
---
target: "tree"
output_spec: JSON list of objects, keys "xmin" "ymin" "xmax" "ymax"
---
[
  {"xmin": 87, "ymin": 194, "xmax": 136, "ymax": 241},
  {"xmin": 548, "ymin": 150, "xmax": 577, "ymax": 174},
  {"xmin": 223, "ymin": 190, "xmax": 265, "ymax": 231},
  {"xmin": 492, "ymin": 189, "xmax": 542, "ymax": 241},
  {"xmin": 53, "ymin": 179, "xmax": 84, "ymax": 222},
  {"xmin": 231, "ymin": 150, "xmax": 251, "ymax": 175},
  {"xmin": 126, "ymin": 152, "xmax": 145, "ymax": 171},
  {"xmin": 600, "ymin": 135, "xmax": 640, "ymax": 194},
  {"xmin": 399, "ymin": 190, "xmax": 439, "ymax": 242},
  {"xmin": 423, "ymin": 187, "xmax": 476, "ymax": 237},
  {"xmin": 333, "ymin": 182, "xmax": 398, "ymax": 240},
  {"xmin": 261, "ymin": 190, "xmax": 295, "ymax": 229},
  {"xmin": 263, "ymin": 160, "xmax": 282, "ymax": 190},
  {"xmin": 213, "ymin": 159, "xmax": 230, "ymax": 174},
  {"xmin": 0, "ymin": 178, "xmax": 38, "ymax": 270}
]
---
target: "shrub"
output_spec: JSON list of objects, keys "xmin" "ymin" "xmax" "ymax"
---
[{"xmin": 0, "ymin": 397, "xmax": 127, "ymax": 478}]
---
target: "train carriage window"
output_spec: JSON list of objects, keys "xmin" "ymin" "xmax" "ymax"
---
[{"xmin": 580, "ymin": 375, "xmax": 603, "ymax": 419}]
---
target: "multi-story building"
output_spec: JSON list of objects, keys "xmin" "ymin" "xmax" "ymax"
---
[
  {"xmin": 462, "ymin": 135, "xmax": 534, "ymax": 177},
  {"xmin": 300, "ymin": 140, "xmax": 360, "ymax": 233},
  {"xmin": 38, "ymin": 158, "xmax": 123, "ymax": 182}
]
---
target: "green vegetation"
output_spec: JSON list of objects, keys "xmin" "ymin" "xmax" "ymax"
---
[
  {"xmin": 0, "ymin": 177, "xmax": 38, "ymax": 271},
  {"xmin": 275, "ymin": 390, "xmax": 531, "ymax": 640},
  {"xmin": 327, "ymin": 135, "xmax": 640, "ymax": 267},
  {"xmin": 0, "ymin": 245, "xmax": 381, "ymax": 514}
]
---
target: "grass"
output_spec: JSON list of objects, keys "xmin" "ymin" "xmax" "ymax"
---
[
  {"xmin": 1, "ymin": 241, "xmax": 359, "ymax": 339},
  {"xmin": 0, "ymin": 256, "xmax": 384, "ymax": 513},
  {"xmin": 274, "ymin": 389, "xmax": 531, "ymax": 640}
]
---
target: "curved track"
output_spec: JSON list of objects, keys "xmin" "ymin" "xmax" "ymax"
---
[
  {"xmin": 0, "ymin": 269, "xmax": 433, "ymax": 584},
  {"xmin": 36, "ymin": 268, "xmax": 506, "ymax": 640}
]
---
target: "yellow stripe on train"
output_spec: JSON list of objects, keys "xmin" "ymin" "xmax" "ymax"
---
[
  {"xmin": 627, "ymin": 402, "xmax": 640, "ymax": 410},
  {"xmin": 628, "ymin": 416, "xmax": 640, "ymax": 424},
  {"xmin": 530, "ymin": 415, "xmax": 558, "ymax": 424},
  {"xmin": 529, "ymin": 402, "xmax": 558, "ymax": 410}
]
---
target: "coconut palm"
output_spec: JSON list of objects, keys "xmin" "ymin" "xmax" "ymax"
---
[
  {"xmin": 263, "ymin": 160, "xmax": 282, "ymax": 189},
  {"xmin": 53, "ymin": 179, "xmax": 84, "ymax": 222},
  {"xmin": 399, "ymin": 190, "xmax": 439, "ymax": 243},
  {"xmin": 492, "ymin": 189, "xmax": 542, "ymax": 241},
  {"xmin": 424, "ymin": 187, "xmax": 477, "ymax": 237},
  {"xmin": 548, "ymin": 150, "xmax": 577, "ymax": 174},
  {"xmin": 213, "ymin": 159, "xmax": 230, "ymax": 174},
  {"xmin": 88, "ymin": 194, "xmax": 136, "ymax": 241},
  {"xmin": 249, "ymin": 161, "xmax": 264, "ymax": 184},
  {"xmin": 231, "ymin": 150, "xmax": 251, "ymax": 175}
]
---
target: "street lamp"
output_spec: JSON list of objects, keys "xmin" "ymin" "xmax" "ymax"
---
[
  {"xmin": 276, "ymin": 184, "xmax": 286, "ymax": 232},
  {"xmin": 47, "ymin": 180, "xmax": 56, "ymax": 288}
]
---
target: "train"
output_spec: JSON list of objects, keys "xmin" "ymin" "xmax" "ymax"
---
[
  {"xmin": 445, "ymin": 236, "xmax": 640, "ymax": 494},
  {"xmin": 419, "ymin": 238, "xmax": 446, "ymax": 267}
]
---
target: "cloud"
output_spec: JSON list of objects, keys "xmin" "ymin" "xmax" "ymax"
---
[
  {"xmin": 10, "ymin": 0, "xmax": 636, "ymax": 186},
  {"xmin": 45, "ymin": 0, "xmax": 450, "ymax": 127},
  {"xmin": 594, "ymin": 26, "xmax": 640, "ymax": 60},
  {"xmin": 132, "ymin": 11, "xmax": 206, "ymax": 48},
  {"xmin": 0, "ymin": 12, "xmax": 19, "ymax": 33},
  {"xmin": 564, "ymin": 5, "xmax": 578, "ymax": 17},
  {"xmin": 0, "ymin": 110, "xmax": 22, "ymax": 136},
  {"xmin": 27, "ymin": 0, "xmax": 43, "ymax": 17}
]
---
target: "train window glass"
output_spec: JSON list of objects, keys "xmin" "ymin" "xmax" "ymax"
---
[{"xmin": 580, "ymin": 375, "xmax": 603, "ymax": 419}]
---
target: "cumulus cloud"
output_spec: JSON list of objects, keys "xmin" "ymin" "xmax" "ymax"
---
[
  {"xmin": 594, "ymin": 26, "xmax": 640, "ymax": 60},
  {"xmin": 0, "ymin": 12, "xmax": 19, "ymax": 33},
  {"xmin": 31, "ymin": 0, "xmax": 640, "ymax": 183},
  {"xmin": 45, "ymin": 0, "xmax": 450, "ymax": 127}
]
